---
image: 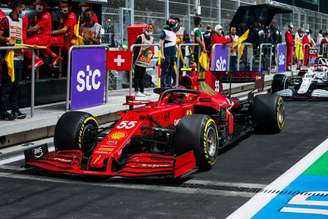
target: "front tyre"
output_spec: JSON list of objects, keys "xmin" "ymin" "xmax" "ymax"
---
[
  {"xmin": 175, "ymin": 114, "xmax": 219, "ymax": 171},
  {"xmin": 252, "ymin": 94, "xmax": 285, "ymax": 133},
  {"xmin": 272, "ymin": 74, "xmax": 289, "ymax": 93},
  {"xmin": 54, "ymin": 111, "xmax": 98, "ymax": 156}
]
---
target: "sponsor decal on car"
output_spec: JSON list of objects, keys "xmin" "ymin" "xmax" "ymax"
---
[
  {"xmin": 110, "ymin": 131, "xmax": 127, "ymax": 140},
  {"xmin": 98, "ymin": 147, "xmax": 114, "ymax": 152}
]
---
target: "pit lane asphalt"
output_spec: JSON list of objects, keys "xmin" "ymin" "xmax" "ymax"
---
[{"xmin": 0, "ymin": 101, "xmax": 327, "ymax": 219}]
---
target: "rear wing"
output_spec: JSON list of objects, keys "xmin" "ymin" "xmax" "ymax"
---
[{"xmin": 214, "ymin": 71, "xmax": 265, "ymax": 92}]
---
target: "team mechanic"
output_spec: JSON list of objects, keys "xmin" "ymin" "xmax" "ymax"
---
[
  {"xmin": 160, "ymin": 17, "xmax": 180, "ymax": 88},
  {"xmin": 24, "ymin": 0, "xmax": 52, "ymax": 69}
]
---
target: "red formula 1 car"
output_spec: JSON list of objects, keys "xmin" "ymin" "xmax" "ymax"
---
[{"xmin": 25, "ymin": 72, "xmax": 285, "ymax": 178}]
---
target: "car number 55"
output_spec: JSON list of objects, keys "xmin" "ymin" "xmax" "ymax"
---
[{"xmin": 116, "ymin": 121, "xmax": 137, "ymax": 129}]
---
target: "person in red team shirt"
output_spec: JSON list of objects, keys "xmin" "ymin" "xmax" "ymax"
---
[
  {"xmin": 24, "ymin": 0, "xmax": 52, "ymax": 68},
  {"xmin": 303, "ymin": 29, "xmax": 314, "ymax": 66},
  {"xmin": 47, "ymin": 1, "xmax": 77, "ymax": 67},
  {"xmin": 211, "ymin": 24, "xmax": 231, "ymax": 45},
  {"xmin": 79, "ymin": 2, "xmax": 98, "ymax": 24},
  {"xmin": 285, "ymin": 24, "xmax": 294, "ymax": 70}
]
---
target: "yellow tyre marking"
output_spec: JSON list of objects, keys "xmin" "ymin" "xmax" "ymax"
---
[
  {"xmin": 203, "ymin": 118, "xmax": 218, "ymax": 166},
  {"xmin": 78, "ymin": 116, "xmax": 98, "ymax": 149}
]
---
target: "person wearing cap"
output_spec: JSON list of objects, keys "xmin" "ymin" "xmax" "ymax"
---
[
  {"xmin": 160, "ymin": 17, "xmax": 179, "ymax": 88},
  {"xmin": 0, "ymin": 0, "xmax": 26, "ymax": 120},
  {"xmin": 285, "ymin": 24, "xmax": 294, "ymax": 70},
  {"xmin": 303, "ymin": 29, "xmax": 314, "ymax": 66},
  {"xmin": 211, "ymin": 24, "xmax": 231, "ymax": 45}
]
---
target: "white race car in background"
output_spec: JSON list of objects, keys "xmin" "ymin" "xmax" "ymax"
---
[{"xmin": 272, "ymin": 58, "xmax": 328, "ymax": 98}]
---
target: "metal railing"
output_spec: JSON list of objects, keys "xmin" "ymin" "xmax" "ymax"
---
[
  {"xmin": 0, "ymin": 46, "xmax": 41, "ymax": 117},
  {"xmin": 237, "ymin": 43, "xmax": 253, "ymax": 71},
  {"xmin": 66, "ymin": 44, "xmax": 110, "ymax": 111},
  {"xmin": 130, "ymin": 43, "xmax": 160, "ymax": 96},
  {"xmin": 258, "ymin": 43, "xmax": 273, "ymax": 73}
]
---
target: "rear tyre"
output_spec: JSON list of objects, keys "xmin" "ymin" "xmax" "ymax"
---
[
  {"xmin": 174, "ymin": 114, "xmax": 219, "ymax": 171},
  {"xmin": 54, "ymin": 111, "xmax": 98, "ymax": 156},
  {"xmin": 252, "ymin": 94, "xmax": 285, "ymax": 133},
  {"xmin": 272, "ymin": 74, "xmax": 288, "ymax": 93}
]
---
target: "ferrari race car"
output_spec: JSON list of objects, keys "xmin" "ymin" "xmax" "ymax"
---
[
  {"xmin": 25, "ymin": 72, "xmax": 285, "ymax": 178},
  {"xmin": 272, "ymin": 58, "xmax": 328, "ymax": 99}
]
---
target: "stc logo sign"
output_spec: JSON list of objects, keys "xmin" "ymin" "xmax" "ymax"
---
[
  {"xmin": 71, "ymin": 47, "xmax": 106, "ymax": 110},
  {"xmin": 215, "ymin": 56, "xmax": 227, "ymax": 71},
  {"xmin": 76, "ymin": 65, "xmax": 102, "ymax": 92}
]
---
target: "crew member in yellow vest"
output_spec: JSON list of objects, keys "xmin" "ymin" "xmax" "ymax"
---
[{"xmin": 0, "ymin": 0, "xmax": 26, "ymax": 120}]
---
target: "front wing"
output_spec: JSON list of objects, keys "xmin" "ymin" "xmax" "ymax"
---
[{"xmin": 25, "ymin": 145, "xmax": 197, "ymax": 178}]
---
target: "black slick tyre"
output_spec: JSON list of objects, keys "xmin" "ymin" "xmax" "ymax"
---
[
  {"xmin": 54, "ymin": 111, "xmax": 98, "ymax": 156},
  {"xmin": 252, "ymin": 94, "xmax": 285, "ymax": 133},
  {"xmin": 272, "ymin": 74, "xmax": 288, "ymax": 93},
  {"xmin": 175, "ymin": 114, "xmax": 219, "ymax": 171}
]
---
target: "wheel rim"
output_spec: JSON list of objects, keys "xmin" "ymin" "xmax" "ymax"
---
[
  {"xmin": 206, "ymin": 126, "xmax": 217, "ymax": 157},
  {"xmin": 82, "ymin": 124, "xmax": 97, "ymax": 154},
  {"xmin": 276, "ymin": 98, "xmax": 285, "ymax": 128}
]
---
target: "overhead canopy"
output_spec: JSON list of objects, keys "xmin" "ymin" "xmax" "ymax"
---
[
  {"xmin": 46, "ymin": 0, "xmax": 108, "ymax": 4},
  {"xmin": 230, "ymin": 4, "xmax": 292, "ymax": 34},
  {"xmin": 71, "ymin": 0, "xmax": 108, "ymax": 3}
]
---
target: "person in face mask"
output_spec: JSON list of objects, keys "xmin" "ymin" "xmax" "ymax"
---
[
  {"xmin": 133, "ymin": 23, "xmax": 154, "ymax": 97},
  {"xmin": 51, "ymin": 1, "xmax": 77, "ymax": 50},
  {"xmin": 0, "ymin": 0, "xmax": 27, "ymax": 120},
  {"xmin": 160, "ymin": 17, "xmax": 179, "ymax": 88},
  {"xmin": 211, "ymin": 24, "xmax": 231, "ymax": 45},
  {"xmin": 79, "ymin": 2, "xmax": 98, "ymax": 24},
  {"xmin": 80, "ymin": 9, "xmax": 102, "ymax": 45},
  {"xmin": 46, "ymin": 1, "xmax": 77, "ymax": 67},
  {"xmin": 24, "ymin": 0, "xmax": 52, "ymax": 69}
]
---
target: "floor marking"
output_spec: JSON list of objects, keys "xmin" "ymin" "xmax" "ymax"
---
[
  {"xmin": 227, "ymin": 138, "xmax": 328, "ymax": 219},
  {"xmin": 0, "ymin": 154, "xmax": 25, "ymax": 166},
  {"xmin": 0, "ymin": 172, "xmax": 254, "ymax": 198},
  {"xmin": 280, "ymin": 207, "xmax": 328, "ymax": 216},
  {"xmin": 187, "ymin": 179, "xmax": 266, "ymax": 189}
]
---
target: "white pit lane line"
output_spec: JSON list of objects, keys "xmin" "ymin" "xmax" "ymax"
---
[
  {"xmin": 227, "ymin": 137, "xmax": 328, "ymax": 219},
  {"xmin": 0, "ymin": 171, "xmax": 259, "ymax": 198}
]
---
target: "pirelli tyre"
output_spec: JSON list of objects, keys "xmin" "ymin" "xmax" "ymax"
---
[
  {"xmin": 175, "ymin": 114, "xmax": 219, "ymax": 171},
  {"xmin": 272, "ymin": 74, "xmax": 289, "ymax": 93},
  {"xmin": 54, "ymin": 111, "xmax": 98, "ymax": 156},
  {"xmin": 252, "ymin": 94, "xmax": 285, "ymax": 133}
]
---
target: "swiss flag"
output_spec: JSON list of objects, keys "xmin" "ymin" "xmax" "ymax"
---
[{"xmin": 107, "ymin": 50, "xmax": 132, "ymax": 71}]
